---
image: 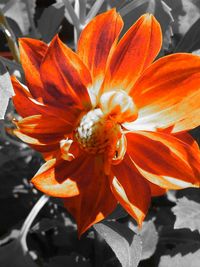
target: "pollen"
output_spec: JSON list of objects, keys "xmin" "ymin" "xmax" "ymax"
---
[{"xmin": 75, "ymin": 108, "xmax": 121, "ymax": 154}]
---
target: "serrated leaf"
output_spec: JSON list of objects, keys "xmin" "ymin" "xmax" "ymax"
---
[
  {"xmin": 38, "ymin": 3, "xmax": 65, "ymax": 43},
  {"xmin": 159, "ymin": 244, "xmax": 200, "ymax": 267},
  {"xmin": 0, "ymin": 60, "xmax": 14, "ymax": 119},
  {"xmin": 172, "ymin": 197, "xmax": 200, "ymax": 233},
  {"xmin": 94, "ymin": 221, "xmax": 142, "ymax": 267}
]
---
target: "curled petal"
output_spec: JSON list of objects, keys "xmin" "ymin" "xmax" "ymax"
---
[
  {"xmin": 99, "ymin": 90, "xmax": 138, "ymax": 123},
  {"xmin": 110, "ymin": 155, "xmax": 151, "ymax": 226},
  {"xmin": 19, "ymin": 38, "xmax": 47, "ymax": 100},
  {"xmin": 40, "ymin": 35, "xmax": 92, "ymax": 110},
  {"xmin": 78, "ymin": 9, "xmax": 123, "ymax": 95},
  {"xmin": 102, "ymin": 14, "xmax": 162, "ymax": 93},
  {"xmin": 126, "ymin": 131, "xmax": 200, "ymax": 189},
  {"xmin": 127, "ymin": 54, "xmax": 200, "ymax": 132}
]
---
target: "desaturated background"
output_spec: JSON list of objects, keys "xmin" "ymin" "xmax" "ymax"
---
[{"xmin": 0, "ymin": 0, "xmax": 200, "ymax": 267}]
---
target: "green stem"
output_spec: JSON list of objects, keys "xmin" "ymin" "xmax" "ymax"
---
[{"xmin": 19, "ymin": 194, "xmax": 49, "ymax": 252}]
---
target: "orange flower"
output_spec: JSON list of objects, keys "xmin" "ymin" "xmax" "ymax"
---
[{"xmin": 12, "ymin": 10, "xmax": 200, "ymax": 236}]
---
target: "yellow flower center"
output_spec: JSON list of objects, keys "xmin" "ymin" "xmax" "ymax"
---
[{"xmin": 75, "ymin": 108, "xmax": 121, "ymax": 154}]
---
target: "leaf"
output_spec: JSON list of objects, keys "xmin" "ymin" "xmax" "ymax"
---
[
  {"xmin": 175, "ymin": 18, "xmax": 200, "ymax": 52},
  {"xmin": 0, "ymin": 60, "xmax": 14, "ymax": 119},
  {"xmin": 129, "ymin": 220, "xmax": 159, "ymax": 260},
  {"xmin": 0, "ymin": 239, "xmax": 38, "ymax": 267},
  {"xmin": 38, "ymin": 2, "xmax": 65, "ymax": 43},
  {"xmin": 105, "ymin": 204, "xmax": 128, "ymax": 220},
  {"xmin": 140, "ymin": 221, "xmax": 159, "ymax": 260},
  {"xmin": 172, "ymin": 197, "xmax": 200, "ymax": 233},
  {"xmin": 159, "ymin": 244, "xmax": 200, "ymax": 267},
  {"xmin": 94, "ymin": 221, "xmax": 142, "ymax": 267}
]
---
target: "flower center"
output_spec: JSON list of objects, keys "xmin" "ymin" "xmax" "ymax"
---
[{"xmin": 75, "ymin": 108, "xmax": 121, "ymax": 154}]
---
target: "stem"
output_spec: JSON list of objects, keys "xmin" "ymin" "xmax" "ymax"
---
[
  {"xmin": 75, "ymin": 0, "xmax": 87, "ymax": 24},
  {"xmin": 85, "ymin": 0, "xmax": 104, "ymax": 24},
  {"xmin": 0, "ymin": 9, "xmax": 20, "ymax": 63},
  {"xmin": 19, "ymin": 194, "xmax": 49, "ymax": 252},
  {"xmin": 62, "ymin": 0, "xmax": 81, "ymax": 31}
]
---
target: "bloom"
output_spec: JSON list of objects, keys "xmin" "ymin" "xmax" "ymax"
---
[{"xmin": 12, "ymin": 10, "xmax": 200, "ymax": 236}]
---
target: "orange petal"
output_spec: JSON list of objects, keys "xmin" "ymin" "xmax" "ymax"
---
[
  {"xmin": 14, "ymin": 130, "xmax": 60, "ymax": 153},
  {"xmin": 64, "ymin": 155, "xmax": 117, "ymax": 237},
  {"xmin": 12, "ymin": 76, "xmax": 82, "ymax": 123},
  {"xmin": 102, "ymin": 14, "xmax": 162, "ymax": 94},
  {"xmin": 126, "ymin": 131, "xmax": 200, "ymax": 189},
  {"xmin": 127, "ymin": 54, "xmax": 200, "ymax": 132},
  {"xmin": 40, "ymin": 35, "xmax": 92, "ymax": 110},
  {"xmin": 19, "ymin": 38, "xmax": 47, "ymax": 100},
  {"xmin": 12, "ymin": 76, "xmax": 42, "ymax": 118},
  {"xmin": 31, "ymin": 156, "xmax": 88, "ymax": 197},
  {"xmin": 77, "ymin": 9, "xmax": 123, "ymax": 95},
  {"xmin": 16, "ymin": 114, "xmax": 73, "ymax": 136},
  {"xmin": 110, "ymin": 155, "xmax": 151, "ymax": 226},
  {"xmin": 147, "ymin": 181, "xmax": 167, "ymax": 197}
]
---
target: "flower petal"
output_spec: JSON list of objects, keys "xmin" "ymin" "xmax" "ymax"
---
[
  {"xmin": 127, "ymin": 54, "xmax": 200, "ymax": 132},
  {"xmin": 12, "ymin": 76, "xmax": 82, "ymax": 123},
  {"xmin": 126, "ymin": 131, "xmax": 200, "ymax": 189},
  {"xmin": 16, "ymin": 114, "xmax": 73, "ymax": 136},
  {"xmin": 40, "ymin": 35, "xmax": 92, "ymax": 110},
  {"xmin": 77, "ymin": 9, "xmax": 123, "ymax": 95},
  {"xmin": 110, "ymin": 155, "xmax": 151, "ymax": 226},
  {"xmin": 147, "ymin": 181, "xmax": 167, "ymax": 196},
  {"xmin": 32, "ymin": 157, "xmax": 84, "ymax": 197},
  {"xmin": 19, "ymin": 38, "xmax": 47, "ymax": 100},
  {"xmin": 64, "ymin": 155, "xmax": 117, "ymax": 237},
  {"xmin": 102, "ymin": 14, "xmax": 162, "ymax": 94}
]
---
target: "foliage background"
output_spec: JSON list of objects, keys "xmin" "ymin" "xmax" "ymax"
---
[{"xmin": 0, "ymin": 0, "xmax": 200, "ymax": 266}]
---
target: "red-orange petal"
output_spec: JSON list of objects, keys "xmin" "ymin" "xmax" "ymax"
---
[
  {"xmin": 12, "ymin": 76, "xmax": 42, "ymax": 118},
  {"xmin": 12, "ymin": 76, "xmax": 82, "ymax": 123},
  {"xmin": 32, "ymin": 157, "xmax": 84, "ymax": 197},
  {"xmin": 147, "ymin": 181, "xmax": 167, "ymax": 197},
  {"xmin": 110, "ymin": 155, "xmax": 151, "ymax": 226},
  {"xmin": 127, "ymin": 53, "xmax": 200, "ymax": 133},
  {"xmin": 40, "ymin": 35, "xmax": 92, "ymax": 110},
  {"xmin": 19, "ymin": 38, "xmax": 48, "ymax": 100},
  {"xmin": 16, "ymin": 114, "xmax": 73, "ymax": 136},
  {"xmin": 64, "ymin": 155, "xmax": 117, "ymax": 237},
  {"xmin": 77, "ymin": 9, "xmax": 123, "ymax": 95},
  {"xmin": 126, "ymin": 131, "xmax": 200, "ymax": 189},
  {"xmin": 102, "ymin": 14, "xmax": 162, "ymax": 94}
]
